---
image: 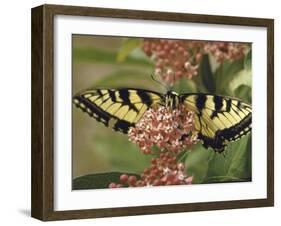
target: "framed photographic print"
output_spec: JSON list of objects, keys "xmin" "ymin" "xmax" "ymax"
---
[{"xmin": 31, "ymin": 4, "xmax": 274, "ymax": 221}]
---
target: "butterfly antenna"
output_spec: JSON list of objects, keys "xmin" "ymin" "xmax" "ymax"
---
[{"xmin": 151, "ymin": 73, "xmax": 169, "ymax": 90}]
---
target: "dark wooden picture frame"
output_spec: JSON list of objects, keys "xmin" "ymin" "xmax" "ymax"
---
[{"xmin": 31, "ymin": 4, "xmax": 274, "ymax": 221}]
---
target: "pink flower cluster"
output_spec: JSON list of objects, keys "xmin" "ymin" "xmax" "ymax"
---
[
  {"xmin": 204, "ymin": 42, "xmax": 247, "ymax": 63},
  {"xmin": 109, "ymin": 152, "xmax": 193, "ymax": 188},
  {"xmin": 142, "ymin": 39, "xmax": 248, "ymax": 85},
  {"xmin": 142, "ymin": 39, "xmax": 203, "ymax": 84},
  {"xmin": 128, "ymin": 106, "xmax": 198, "ymax": 154},
  {"xmin": 108, "ymin": 105, "xmax": 197, "ymax": 189}
]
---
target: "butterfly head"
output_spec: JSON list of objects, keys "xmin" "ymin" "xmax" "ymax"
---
[{"xmin": 165, "ymin": 91, "xmax": 180, "ymax": 109}]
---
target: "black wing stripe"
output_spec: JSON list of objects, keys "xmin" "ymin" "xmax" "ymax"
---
[
  {"xmin": 136, "ymin": 90, "xmax": 153, "ymax": 106},
  {"xmin": 108, "ymin": 89, "xmax": 117, "ymax": 102},
  {"xmin": 210, "ymin": 95, "xmax": 223, "ymax": 119},
  {"xmin": 237, "ymin": 100, "xmax": 242, "ymax": 110},
  {"xmin": 214, "ymin": 95, "xmax": 223, "ymax": 111},
  {"xmin": 96, "ymin": 89, "xmax": 103, "ymax": 97},
  {"xmin": 119, "ymin": 89, "xmax": 139, "ymax": 113},
  {"xmin": 196, "ymin": 94, "xmax": 207, "ymax": 116},
  {"xmin": 119, "ymin": 89, "xmax": 130, "ymax": 103},
  {"xmin": 226, "ymin": 98, "xmax": 232, "ymax": 112}
]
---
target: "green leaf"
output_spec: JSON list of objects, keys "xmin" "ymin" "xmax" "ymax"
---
[
  {"xmin": 244, "ymin": 50, "xmax": 252, "ymax": 71},
  {"xmin": 200, "ymin": 54, "xmax": 216, "ymax": 93},
  {"xmin": 214, "ymin": 57, "xmax": 245, "ymax": 95},
  {"xmin": 229, "ymin": 68, "xmax": 252, "ymax": 102},
  {"xmin": 229, "ymin": 69, "xmax": 252, "ymax": 91},
  {"xmin": 211, "ymin": 60, "xmax": 253, "ymax": 100},
  {"xmin": 73, "ymin": 46, "xmax": 153, "ymax": 67},
  {"xmin": 204, "ymin": 135, "xmax": 251, "ymax": 183},
  {"xmin": 173, "ymin": 78, "xmax": 197, "ymax": 93},
  {"xmin": 73, "ymin": 172, "xmax": 140, "ymax": 190},
  {"xmin": 176, "ymin": 150, "xmax": 189, "ymax": 162},
  {"xmin": 117, "ymin": 38, "xmax": 142, "ymax": 62},
  {"xmin": 234, "ymin": 85, "xmax": 252, "ymax": 103},
  {"xmin": 184, "ymin": 144, "xmax": 212, "ymax": 183},
  {"xmin": 208, "ymin": 54, "xmax": 221, "ymax": 73},
  {"xmin": 205, "ymin": 153, "xmax": 229, "ymax": 178},
  {"xmin": 227, "ymin": 135, "xmax": 251, "ymax": 179},
  {"xmin": 192, "ymin": 75, "xmax": 209, "ymax": 93}
]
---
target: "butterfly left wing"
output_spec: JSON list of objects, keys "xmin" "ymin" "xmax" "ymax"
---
[
  {"xmin": 73, "ymin": 88, "xmax": 164, "ymax": 133},
  {"xmin": 180, "ymin": 93, "xmax": 252, "ymax": 152}
]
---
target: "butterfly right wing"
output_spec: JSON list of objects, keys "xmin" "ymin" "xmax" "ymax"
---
[
  {"xmin": 181, "ymin": 93, "xmax": 252, "ymax": 152},
  {"xmin": 73, "ymin": 88, "xmax": 164, "ymax": 133}
]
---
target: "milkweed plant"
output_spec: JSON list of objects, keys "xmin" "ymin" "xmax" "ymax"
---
[{"xmin": 72, "ymin": 37, "xmax": 252, "ymax": 190}]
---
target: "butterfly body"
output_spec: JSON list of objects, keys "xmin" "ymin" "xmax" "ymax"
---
[
  {"xmin": 164, "ymin": 91, "xmax": 180, "ymax": 109},
  {"xmin": 73, "ymin": 88, "xmax": 251, "ymax": 152}
]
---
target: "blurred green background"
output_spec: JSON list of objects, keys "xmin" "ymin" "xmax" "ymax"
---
[{"xmin": 72, "ymin": 35, "xmax": 252, "ymax": 189}]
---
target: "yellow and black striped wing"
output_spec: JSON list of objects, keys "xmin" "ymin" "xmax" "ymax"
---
[
  {"xmin": 73, "ymin": 88, "xmax": 164, "ymax": 133},
  {"xmin": 181, "ymin": 93, "xmax": 251, "ymax": 152}
]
